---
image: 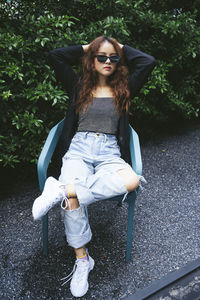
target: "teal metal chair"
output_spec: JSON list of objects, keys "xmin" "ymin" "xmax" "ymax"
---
[{"xmin": 37, "ymin": 118, "xmax": 142, "ymax": 262}]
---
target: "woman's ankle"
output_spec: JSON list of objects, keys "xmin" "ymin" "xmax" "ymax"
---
[
  {"xmin": 62, "ymin": 197, "xmax": 79, "ymax": 210},
  {"xmin": 74, "ymin": 246, "xmax": 87, "ymax": 258},
  {"xmin": 66, "ymin": 183, "xmax": 77, "ymax": 198}
]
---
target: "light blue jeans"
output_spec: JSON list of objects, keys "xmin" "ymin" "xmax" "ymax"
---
[{"xmin": 59, "ymin": 132, "xmax": 132, "ymax": 249}]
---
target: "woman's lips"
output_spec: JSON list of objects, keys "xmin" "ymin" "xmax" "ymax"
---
[{"xmin": 104, "ymin": 66, "xmax": 111, "ymax": 71}]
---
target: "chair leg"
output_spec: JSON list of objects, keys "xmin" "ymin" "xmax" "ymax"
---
[
  {"xmin": 42, "ymin": 214, "xmax": 48, "ymax": 256},
  {"xmin": 126, "ymin": 193, "xmax": 136, "ymax": 262}
]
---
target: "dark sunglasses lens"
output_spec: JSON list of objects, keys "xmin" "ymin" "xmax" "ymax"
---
[
  {"xmin": 97, "ymin": 55, "xmax": 107, "ymax": 63},
  {"xmin": 110, "ymin": 56, "xmax": 120, "ymax": 63}
]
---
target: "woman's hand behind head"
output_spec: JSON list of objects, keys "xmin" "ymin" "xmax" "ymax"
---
[{"xmin": 82, "ymin": 44, "xmax": 91, "ymax": 53}]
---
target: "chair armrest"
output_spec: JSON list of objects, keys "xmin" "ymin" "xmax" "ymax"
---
[
  {"xmin": 37, "ymin": 119, "xmax": 65, "ymax": 191},
  {"xmin": 129, "ymin": 125, "xmax": 142, "ymax": 176}
]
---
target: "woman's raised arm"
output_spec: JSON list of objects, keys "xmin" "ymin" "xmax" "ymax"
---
[
  {"xmin": 48, "ymin": 45, "xmax": 84, "ymax": 95},
  {"xmin": 122, "ymin": 44, "xmax": 156, "ymax": 99}
]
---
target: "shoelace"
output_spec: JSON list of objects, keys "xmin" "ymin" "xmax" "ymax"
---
[
  {"xmin": 61, "ymin": 259, "xmax": 88, "ymax": 286},
  {"xmin": 60, "ymin": 185, "xmax": 71, "ymax": 210},
  {"xmin": 60, "ymin": 197, "xmax": 71, "ymax": 210},
  {"xmin": 61, "ymin": 263, "xmax": 76, "ymax": 286}
]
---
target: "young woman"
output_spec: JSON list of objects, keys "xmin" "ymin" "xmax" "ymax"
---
[{"xmin": 32, "ymin": 36, "xmax": 155, "ymax": 298}]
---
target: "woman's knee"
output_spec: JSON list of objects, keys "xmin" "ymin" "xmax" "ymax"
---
[{"xmin": 117, "ymin": 168, "xmax": 139, "ymax": 192}]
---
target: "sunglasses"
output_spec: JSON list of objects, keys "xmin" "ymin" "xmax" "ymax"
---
[{"xmin": 95, "ymin": 55, "xmax": 120, "ymax": 63}]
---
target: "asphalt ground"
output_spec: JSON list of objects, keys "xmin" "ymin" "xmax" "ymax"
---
[{"xmin": 0, "ymin": 121, "xmax": 200, "ymax": 300}]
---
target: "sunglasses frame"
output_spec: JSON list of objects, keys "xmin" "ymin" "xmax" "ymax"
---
[{"xmin": 94, "ymin": 55, "xmax": 120, "ymax": 63}]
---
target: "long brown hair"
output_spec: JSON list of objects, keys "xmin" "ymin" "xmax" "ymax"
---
[{"xmin": 75, "ymin": 36, "xmax": 130, "ymax": 114}]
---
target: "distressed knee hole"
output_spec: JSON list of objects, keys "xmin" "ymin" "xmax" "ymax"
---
[{"xmin": 116, "ymin": 168, "xmax": 139, "ymax": 192}]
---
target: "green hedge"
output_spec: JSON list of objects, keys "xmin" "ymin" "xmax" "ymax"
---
[{"xmin": 0, "ymin": 0, "xmax": 200, "ymax": 167}]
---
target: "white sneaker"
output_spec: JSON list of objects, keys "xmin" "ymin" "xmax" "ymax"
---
[
  {"xmin": 32, "ymin": 177, "xmax": 66, "ymax": 220},
  {"xmin": 61, "ymin": 254, "xmax": 95, "ymax": 298}
]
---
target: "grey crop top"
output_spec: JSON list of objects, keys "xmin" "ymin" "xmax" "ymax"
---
[{"xmin": 77, "ymin": 97, "xmax": 119, "ymax": 135}]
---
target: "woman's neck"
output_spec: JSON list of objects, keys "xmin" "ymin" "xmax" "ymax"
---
[
  {"xmin": 93, "ymin": 85, "xmax": 113, "ymax": 98},
  {"xmin": 97, "ymin": 74, "xmax": 108, "ymax": 87},
  {"xmin": 92, "ymin": 75, "xmax": 113, "ymax": 98}
]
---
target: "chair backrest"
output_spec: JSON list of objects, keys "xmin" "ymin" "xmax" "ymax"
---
[
  {"xmin": 38, "ymin": 119, "xmax": 65, "ymax": 191},
  {"xmin": 129, "ymin": 126, "xmax": 142, "ymax": 176}
]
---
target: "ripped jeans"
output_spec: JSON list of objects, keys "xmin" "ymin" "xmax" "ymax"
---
[{"xmin": 59, "ymin": 132, "xmax": 132, "ymax": 249}]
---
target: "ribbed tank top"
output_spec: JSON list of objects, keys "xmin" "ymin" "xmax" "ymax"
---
[{"xmin": 77, "ymin": 97, "xmax": 119, "ymax": 135}]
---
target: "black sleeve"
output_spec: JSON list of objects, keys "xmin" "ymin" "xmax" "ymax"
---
[
  {"xmin": 47, "ymin": 45, "xmax": 84, "ymax": 96},
  {"xmin": 123, "ymin": 45, "xmax": 156, "ymax": 99}
]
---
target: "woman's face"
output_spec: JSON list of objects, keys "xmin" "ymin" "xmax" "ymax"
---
[{"xmin": 94, "ymin": 41, "xmax": 118, "ymax": 78}]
